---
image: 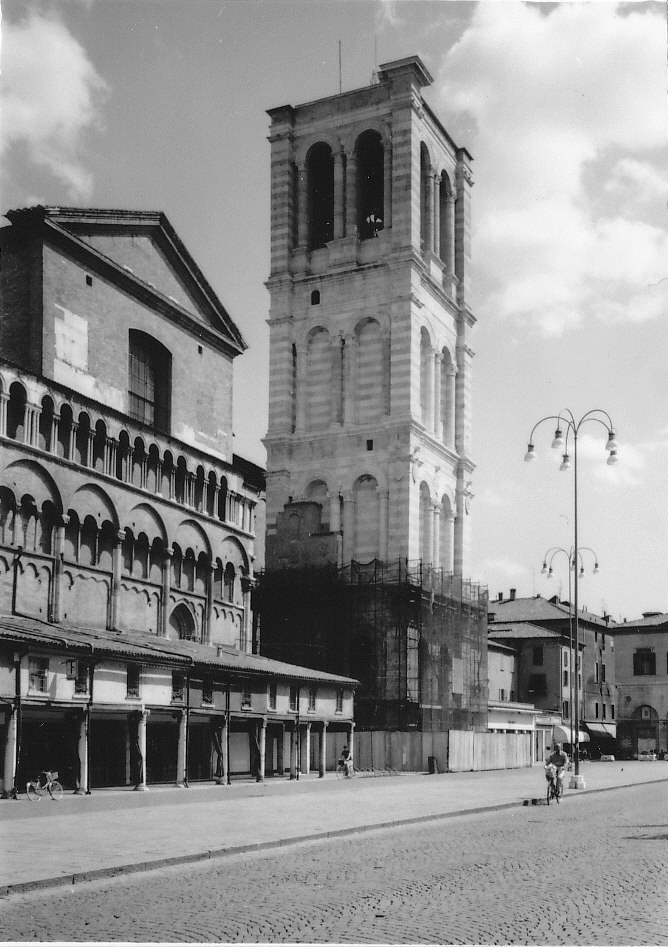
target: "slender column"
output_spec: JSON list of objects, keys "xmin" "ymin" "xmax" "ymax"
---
[
  {"xmin": 68, "ymin": 422, "xmax": 78, "ymax": 462},
  {"xmin": 445, "ymin": 369, "xmax": 457, "ymax": 448},
  {"xmin": 330, "ymin": 334, "xmax": 344, "ymax": 425},
  {"xmin": 217, "ymin": 716, "xmax": 229, "ymax": 785},
  {"xmin": 378, "ymin": 490, "xmax": 389, "ymax": 562},
  {"xmin": 87, "ymin": 430, "xmax": 95, "ymax": 468},
  {"xmin": 176, "ymin": 709, "xmax": 187, "ymax": 787},
  {"xmin": 160, "ymin": 546, "xmax": 173, "ymax": 638},
  {"xmin": 212, "ymin": 484, "xmax": 220, "ymax": 519},
  {"xmin": 383, "ymin": 139, "xmax": 392, "ymax": 230},
  {"xmin": 125, "ymin": 447, "xmax": 134, "ymax": 483},
  {"xmin": 442, "ymin": 513, "xmax": 455, "ymax": 574},
  {"xmin": 424, "ymin": 343, "xmax": 434, "ymax": 429},
  {"xmin": 169, "ymin": 465, "xmax": 176, "ymax": 500},
  {"xmin": 333, "ymin": 150, "xmax": 345, "ymax": 239},
  {"xmin": 201, "ymin": 479, "xmax": 208, "ymax": 513},
  {"xmin": 297, "ymin": 164, "xmax": 308, "ymax": 247},
  {"xmin": 432, "ymin": 504, "xmax": 441, "ymax": 569},
  {"xmin": 134, "ymin": 709, "xmax": 149, "ymax": 791},
  {"xmin": 155, "ymin": 459, "xmax": 163, "ymax": 495},
  {"xmin": 104, "ymin": 438, "xmax": 115, "ymax": 477},
  {"xmin": 111, "ymin": 530, "xmax": 125, "ymax": 631},
  {"xmin": 50, "ymin": 414, "xmax": 60, "ymax": 454},
  {"xmin": 303, "ymin": 722, "xmax": 311, "ymax": 775},
  {"xmin": 433, "ymin": 173, "xmax": 441, "ymax": 258},
  {"xmin": 424, "ymin": 169, "xmax": 434, "ymax": 254},
  {"xmin": 257, "ymin": 718, "xmax": 267, "ymax": 782},
  {"xmin": 295, "ymin": 345, "xmax": 308, "ymax": 432},
  {"xmin": 445, "ymin": 194, "xmax": 456, "ymax": 275},
  {"xmin": 0, "ymin": 392, "xmax": 8, "ymax": 438},
  {"xmin": 289, "ymin": 724, "xmax": 298, "ymax": 780},
  {"xmin": 433, "ymin": 353, "xmax": 443, "ymax": 437},
  {"xmin": 342, "ymin": 492, "xmax": 355, "ymax": 563},
  {"xmin": 319, "ymin": 723, "xmax": 327, "ymax": 778},
  {"xmin": 51, "ymin": 515, "xmax": 68, "ymax": 623},
  {"xmin": 26, "ymin": 404, "xmax": 41, "ymax": 447},
  {"xmin": 75, "ymin": 711, "xmax": 89, "ymax": 795},
  {"xmin": 382, "ymin": 334, "xmax": 391, "ymax": 415},
  {"xmin": 205, "ymin": 563, "xmax": 215, "ymax": 646},
  {"xmin": 329, "ymin": 492, "xmax": 341, "ymax": 534},
  {"xmin": 345, "ymin": 150, "xmax": 357, "ymax": 237},
  {"xmin": 2, "ymin": 705, "xmax": 17, "ymax": 798},
  {"xmin": 343, "ymin": 334, "xmax": 357, "ymax": 426}
]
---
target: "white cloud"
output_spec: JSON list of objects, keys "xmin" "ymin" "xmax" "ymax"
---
[
  {"xmin": 434, "ymin": 2, "xmax": 667, "ymax": 337},
  {"xmin": 1, "ymin": 11, "xmax": 108, "ymax": 199},
  {"xmin": 483, "ymin": 557, "xmax": 527, "ymax": 579}
]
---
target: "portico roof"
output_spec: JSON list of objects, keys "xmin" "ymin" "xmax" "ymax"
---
[{"xmin": 0, "ymin": 615, "xmax": 358, "ymax": 686}]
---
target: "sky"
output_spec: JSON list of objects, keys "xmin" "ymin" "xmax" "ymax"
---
[{"xmin": 1, "ymin": 0, "xmax": 666, "ymax": 622}]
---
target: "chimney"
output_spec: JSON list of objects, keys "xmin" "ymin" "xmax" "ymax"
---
[
  {"xmin": 509, "ymin": 588, "xmax": 516, "ymax": 601},
  {"xmin": 497, "ymin": 592, "xmax": 503, "ymax": 602}
]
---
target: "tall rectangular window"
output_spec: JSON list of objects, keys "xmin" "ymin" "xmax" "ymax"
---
[
  {"xmin": 308, "ymin": 687, "xmax": 316, "ymax": 712},
  {"xmin": 595, "ymin": 702, "xmax": 599, "ymax": 719},
  {"xmin": 563, "ymin": 670, "xmax": 569, "ymax": 688},
  {"xmin": 241, "ymin": 688, "xmax": 252, "ymax": 709},
  {"xmin": 75, "ymin": 663, "xmax": 89, "ymax": 695},
  {"xmin": 602, "ymin": 703, "xmax": 607, "ymax": 719},
  {"xmin": 128, "ymin": 330, "xmax": 171, "ymax": 431},
  {"xmin": 202, "ymin": 676, "xmax": 213, "ymax": 705},
  {"xmin": 601, "ymin": 664, "xmax": 606, "ymax": 683},
  {"xmin": 268, "ymin": 683, "xmax": 277, "ymax": 710},
  {"xmin": 29, "ymin": 658, "xmax": 48, "ymax": 693},
  {"xmin": 126, "ymin": 665, "xmax": 140, "ymax": 699},
  {"xmin": 595, "ymin": 663, "xmax": 599, "ymax": 683},
  {"xmin": 172, "ymin": 672, "xmax": 184, "ymax": 702},
  {"xmin": 336, "ymin": 689, "xmax": 344, "ymax": 713},
  {"xmin": 633, "ymin": 649, "xmax": 655, "ymax": 676},
  {"xmin": 289, "ymin": 686, "xmax": 298, "ymax": 712}
]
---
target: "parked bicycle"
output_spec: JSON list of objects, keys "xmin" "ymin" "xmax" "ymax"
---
[
  {"xmin": 336, "ymin": 758, "xmax": 354, "ymax": 779},
  {"xmin": 545, "ymin": 762, "xmax": 564, "ymax": 805},
  {"xmin": 26, "ymin": 770, "xmax": 63, "ymax": 801}
]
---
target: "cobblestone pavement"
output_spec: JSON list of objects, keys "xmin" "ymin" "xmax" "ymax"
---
[{"xmin": 2, "ymin": 781, "xmax": 668, "ymax": 945}]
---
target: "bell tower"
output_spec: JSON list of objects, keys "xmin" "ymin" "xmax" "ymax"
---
[{"xmin": 264, "ymin": 56, "xmax": 475, "ymax": 577}]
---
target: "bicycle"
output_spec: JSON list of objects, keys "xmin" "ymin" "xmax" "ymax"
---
[
  {"xmin": 545, "ymin": 763, "xmax": 564, "ymax": 805},
  {"xmin": 26, "ymin": 770, "xmax": 63, "ymax": 801},
  {"xmin": 336, "ymin": 758, "xmax": 354, "ymax": 779}
]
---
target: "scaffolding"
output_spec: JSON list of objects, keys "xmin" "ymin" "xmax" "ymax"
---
[{"xmin": 255, "ymin": 559, "xmax": 489, "ymax": 732}]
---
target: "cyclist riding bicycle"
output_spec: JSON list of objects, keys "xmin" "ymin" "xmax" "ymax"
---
[{"xmin": 546, "ymin": 742, "xmax": 568, "ymax": 793}]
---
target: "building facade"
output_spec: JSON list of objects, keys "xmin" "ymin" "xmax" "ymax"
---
[
  {"xmin": 613, "ymin": 612, "xmax": 668, "ymax": 759},
  {"xmin": 0, "ymin": 205, "xmax": 355, "ymax": 794},
  {"xmin": 258, "ymin": 57, "xmax": 487, "ymax": 734},
  {"xmin": 488, "ymin": 592, "xmax": 617, "ymax": 756}
]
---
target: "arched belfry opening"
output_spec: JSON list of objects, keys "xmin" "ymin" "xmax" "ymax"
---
[
  {"xmin": 307, "ymin": 142, "xmax": 334, "ymax": 249},
  {"xmin": 356, "ymin": 130, "xmax": 384, "ymax": 239}
]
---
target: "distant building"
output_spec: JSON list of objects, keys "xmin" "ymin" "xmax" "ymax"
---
[
  {"xmin": 613, "ymin": 612, "xmax": 668, "ymax": 759},
  {"xmin": 0, "ymin": 205, "xmax": 355, "ymax": 795},
  {"xmin": 487, "ymin": 639, "xmax": 542, "ymax": 758},
  {"xmin": 488, "ymin": 591, "xmax": 617, "ymax": 756},
  {"xmin": 259, "ymin": 57, "xmax": 487, "ymax": 733}
]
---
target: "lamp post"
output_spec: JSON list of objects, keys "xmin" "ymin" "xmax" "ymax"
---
[
  {"xmin": 541, "ymin": 545, "xmax": 600, "ymax": 773},
  {"xmin": 526, "ymin": 409, "xmax": 618, "ymax": 789}
]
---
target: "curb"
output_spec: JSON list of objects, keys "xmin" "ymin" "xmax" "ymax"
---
[{"xmin": 4, "ymin": 776, "xmax": 668, "ymax": 897}]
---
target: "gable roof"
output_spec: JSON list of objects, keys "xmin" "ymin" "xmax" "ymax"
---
[
  {"xmin": 0, "ymin": 615, "xmax": 357, "ymax": 686},
  {"xmin": 4, "ymin": 206, "xmax": 247, "ymax": 359},
  {"xmin": 488, "ymin": 594, "xmax": 615, "ymax": 629},
  {"xmin": 615, "ymin": 612, "xmax": 668, "ymax": 631}
]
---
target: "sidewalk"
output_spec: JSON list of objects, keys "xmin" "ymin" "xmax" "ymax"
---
[{"xmin": 2, "ymin": 761, "xmax": 667, "ymax": 895}]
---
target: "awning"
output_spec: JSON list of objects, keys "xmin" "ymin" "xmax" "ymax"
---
[
  {"xmin": 586, "ymin": 722, "xmax": 617, "ymax": 737},
  {"xmin": 553, "ymin": 725, "xmax": 590, "ymax": 744}
]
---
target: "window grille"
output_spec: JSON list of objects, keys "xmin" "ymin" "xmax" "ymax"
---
[
  {"xmin": 268, "ymin": 683, "xmax": 277, "ymax": 710},
  {"xmin": 128, "ymin": 330, "xmax": 171, "ymax": 431},
  {"xmin": 241, "ymin": 688, "xmax": 252, "ymax": 709},
  {"xmin": 75, "ymin": 663, "xmax": 89, "ymax": 695},
  {"xmin": 335, "ymin": 689, "xmax": 344, "ymax": 713},
  {"xmin": 289, "ymin": 686, "xmax": 298, "ymax": 712},
  {"xmin": 307, "ymin": 687, "xmax": 316, "ymax": 712}
]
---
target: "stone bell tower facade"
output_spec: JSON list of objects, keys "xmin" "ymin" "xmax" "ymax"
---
[{"xmin": 264, "ymin": 56, "xmax": 475, "ymax": 576}]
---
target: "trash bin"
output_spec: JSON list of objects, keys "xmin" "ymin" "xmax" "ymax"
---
[{"xmin": 428, "ymin": 755, "xmax": 438, "ymax": 775}]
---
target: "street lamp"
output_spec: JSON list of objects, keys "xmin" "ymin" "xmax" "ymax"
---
[
  {"xmin": 526, "ymin": 409, "xmax": 618, "ymax": 789},
  {"xmin": 541, "ymin": 545, "xmax": 600, "ymax": 775}
]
